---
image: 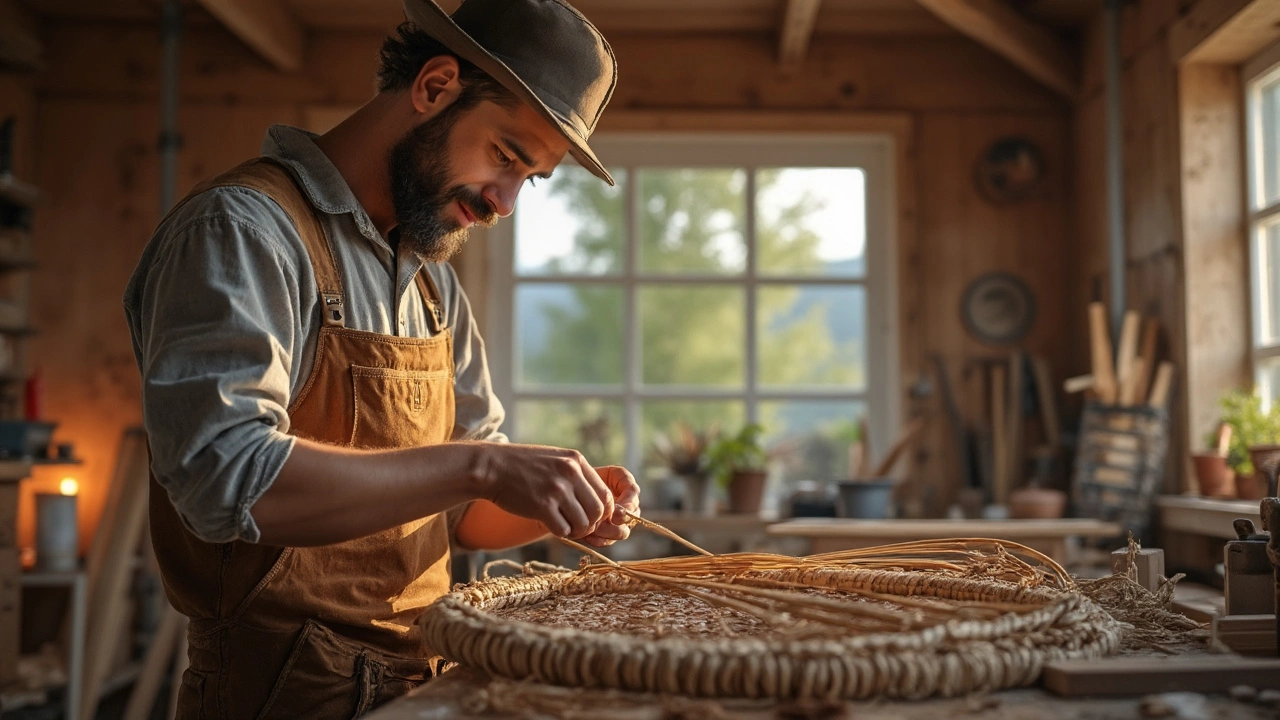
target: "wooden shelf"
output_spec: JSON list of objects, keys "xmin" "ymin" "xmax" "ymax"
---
[
  {"xmin": 0, "ymin": 326, "xmax": 36, "ymax": 337},
  {"xmin": 1155, "ymin": 495, "xmax": 1261, "ymax": 540}
]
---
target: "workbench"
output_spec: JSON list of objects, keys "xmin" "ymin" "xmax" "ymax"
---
[
  {"xmin": 364, "ymin": 664, "xmax": 1276, "ymax": 719},
  {"xmin": 766, "ymin": 518, "xmax": 1122, "ymax": 563}
]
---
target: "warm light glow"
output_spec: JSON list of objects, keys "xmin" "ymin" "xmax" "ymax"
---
[{"xmin": 59, "ymin": 478, "xmax": 78, "ymax": 496}]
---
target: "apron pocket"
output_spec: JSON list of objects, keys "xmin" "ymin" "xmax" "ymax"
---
[
  {"xmin": 350, "ymin": 366, "xmax": 454, "ymax": 448},
  {"xmin": 255, "ymin": 620, "xmax": 386, "ymax": 720}
]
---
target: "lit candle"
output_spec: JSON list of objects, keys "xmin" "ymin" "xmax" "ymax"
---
[{"xmin": 35, "ymin": 478, "xmax": 78, "ymax": 572}]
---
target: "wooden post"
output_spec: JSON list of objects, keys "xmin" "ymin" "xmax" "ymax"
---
[
  {"xmin": 1088, "ymin": 303, "xmax": 1118, "ymax": 404},
  {"xmin": 1111, "ymin": 547, "xmax": 1165, "ymax": 593}
]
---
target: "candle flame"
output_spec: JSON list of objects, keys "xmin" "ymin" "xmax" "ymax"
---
[{"xmin": 59, "ymin": 478, "xmax": 78, "ymax": 496}]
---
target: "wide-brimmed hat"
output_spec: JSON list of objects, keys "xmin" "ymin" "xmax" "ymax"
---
[{"xmin": 402, "ymin": 0, "xmax": 616, "ymax": 185}]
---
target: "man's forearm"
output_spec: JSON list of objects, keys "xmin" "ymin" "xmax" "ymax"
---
[{"xmin": 251, "ymin": 438, "xmax": 486, "ymax": 546}]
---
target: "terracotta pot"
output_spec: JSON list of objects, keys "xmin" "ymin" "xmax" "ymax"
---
[
  {"xmin": 726, "ymin": 470, "xmax": 767, "ymax": 515},
  {"xmin": 1009, "ymin": 488, "xmax": 1066, "ymax": 519},
  {"xmin": 1247, "ymin": 444, "xmax": 1280, "ymax": 498},
  {"xmin": 1237, "ymin": 471, "xmax": 1267, "ymax": 501},
  {"xmin": 1191, "ymin": 453, "xmax": 1236, "ymax": 498}
]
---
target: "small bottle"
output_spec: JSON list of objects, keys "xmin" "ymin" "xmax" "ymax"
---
[{"xmin": 23, "ymin": 368, "xmax": 41, "ymax": 420}]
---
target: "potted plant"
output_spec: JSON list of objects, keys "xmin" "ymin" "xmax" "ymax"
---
[
  {"xmin": 1191, "ymin": 423, "xmax": 1235, "ymax": 498},
  {"xmin": 1217, "ymin": 389, "xmax": 1280, "ymax": 500},
  {"xmin": 704, "ymin": 423, "xmax": 769, "ymax": 515},
  {"xmin": 652, "ymin": 422, "xmax": 718, "ymax": 516}
]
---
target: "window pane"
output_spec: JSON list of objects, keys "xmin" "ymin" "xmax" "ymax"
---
[
  {"xmin": 515, "ymin": 165, "xmax": 625, "ymax": 275},
  {"xmin": 757, "ymin": 168, "xmax": 865, "ymax": 277},
  {"xmin": 1257, "ymin": 220, "xmax": 1280, "ymax": 347},
  {"xmin": 757, "ymin": 285, "xmax": 866, "ymax": 389},
  {"xmin": 513, "ymin": 399, "xmax": 625, "ymax": 466},
  {"xmin": 760, "ymin": 400, "xmax": 866, "ymax": 483},
  {"xmin": 1259, "ymin": 73, "xmax": 1280, "ymax": 210},
  {"xmin": 641, "ymin": 285, "xmax": 744, "ymax": 387},
  {"xmin": 641, "ymin": 400, "xmax": 746, "ymax": 474},
  {"xmin": 639, "ymin": 169, "xmax": 746, "ymax": 275},
  {"xmin": 516, "ymin": 283, "xmax": 623, "ymax": 387}
]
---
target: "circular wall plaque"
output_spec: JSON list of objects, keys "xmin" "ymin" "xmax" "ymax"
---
[
  {"xmin": 975, "ymin": 136, "xmax": 1045, "ymax": 204},
  {"xmin": 961, "ymin": 273, "xmax": 1036, "ymax": 345}
]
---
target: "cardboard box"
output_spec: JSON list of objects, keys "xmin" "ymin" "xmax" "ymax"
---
[{"xmin": 0, "ymin": 547, "xmax": 20, "ymax": 686}]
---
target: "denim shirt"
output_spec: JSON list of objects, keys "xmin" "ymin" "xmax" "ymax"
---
[{"xmin": 124, "ymin": 124, "xmax": 507, "ymax": 544}]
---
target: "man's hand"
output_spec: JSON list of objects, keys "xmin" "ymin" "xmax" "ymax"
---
[
  {"xmin": 579, "ymin": 466, "xmax": 641, "ymax": 548},
  {"xmin": 475, "ymin": 443, "xmax": 615, "ymax": 539}
]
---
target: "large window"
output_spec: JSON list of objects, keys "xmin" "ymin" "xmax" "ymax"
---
[
  {"xmin": 487, "ymin": 135, "xmax": 898, "ymax": 486},
  {"xmin": 1248, "ymin": 44, "xmax": 1280, "ymax": 401}
]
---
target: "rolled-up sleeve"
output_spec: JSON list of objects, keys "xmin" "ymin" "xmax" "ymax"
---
[{"xmin": 124, "ymin": 198, "xmax": 301, "ymax": 544}]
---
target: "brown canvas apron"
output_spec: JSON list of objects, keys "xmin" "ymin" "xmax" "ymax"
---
[{"xmin": 148, "ymin": 158, "xmax": 456, "ymax": 719}]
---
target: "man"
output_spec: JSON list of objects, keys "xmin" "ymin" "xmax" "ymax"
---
[{"xmin": 123, "ymin": 0, "xmax": 639, "ymax": 717}]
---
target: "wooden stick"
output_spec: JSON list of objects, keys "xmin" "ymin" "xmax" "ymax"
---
[
  {"xmin": 1088, "ymin": 303, "xmax": 1118, "ymax": 404},
  {"xmin": 1147, "ymin": 362, "xmax": 1175, "ymax": 409},
  {"xmin": 1215, "ymin": 423, "xmax": 1233, "ymax": 458},
  {"xmin": 81, "ymin": 431, "xmax": 151, "ymax": 720},
  {"xmin": 991, "ymin": 363, "xmax": 1008, "ymax": 506},
  {"xmin": 870, "ymin": 418, "xmax": 924, "ymax": 478},
  {"xmin": 1115, "ymin": 311, "xmax": 1141, "ymax": 405},
  {"xmin": 1063, "ymin": 374, "xmax": 1095, "ymax": 394},
  {"xmin": 1121, "ymin": 358, "xmax": 1145, "ymax": 406},
  {"xmin": 1133, "ymin": 318, "xmax": 1159, "ymax": 404},
  {"xmin": 855, "ymin": 418, "xmax": 870, "ymax": 477},
  {"xmin": 1030, "ymin": 356, "xmax": 1061, "ymax": 448},
  {"xmin": 1006, "ymin": 352, "xmax": 1025, "ymax": 498},
  {"xmin": 1043, "ymin": 657, "xmax": 1280, "ymax": 696},
  {"xmin": 622, "ymin": 509, "xmax": 712, "ymax": 556}
]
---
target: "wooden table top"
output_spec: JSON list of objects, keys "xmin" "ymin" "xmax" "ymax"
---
[
  {"xmin": 364, "ymin": 665, "xmax": 1272, "ymax": 720},
  {"xmin": 766, "ymin": 517, "xmax": 1123, "ymax": 539}
]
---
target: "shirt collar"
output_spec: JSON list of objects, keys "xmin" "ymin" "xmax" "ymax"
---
[{"xmin": 260, "ymin": 124, "xmax": 387, "ymax": 247}]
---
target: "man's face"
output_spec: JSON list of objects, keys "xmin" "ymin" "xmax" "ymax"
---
[{"xmin": 389, "ymin": 98, "xmax": 569, "ymax": 262}]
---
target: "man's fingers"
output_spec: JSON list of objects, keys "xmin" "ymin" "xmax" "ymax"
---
[
  {"xmin": 588, "ymin": 522, "xmax": 629, "ymax": 542},
  {"xmin": 598, "ymin": 466, "xmax": 641, "ymax": 523},
  {"xmin": 577, "ymin": 459, "xmax": 614, "ymax": 527}
]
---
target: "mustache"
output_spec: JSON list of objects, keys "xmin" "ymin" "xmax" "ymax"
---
[{"xmin": 448, "ymin": 187, "xmax": 497, "ymax": 227}]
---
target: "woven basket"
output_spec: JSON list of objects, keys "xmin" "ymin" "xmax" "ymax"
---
[{"xmin": 420, "ymin": 561, "xmax": 1123, "ymax": 700}]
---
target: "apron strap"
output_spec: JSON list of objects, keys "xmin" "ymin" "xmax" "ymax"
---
[
  {"xmin": 414, "ymin": 266, "xmax": 447, "ymax": 334},
  {"xmin": 171, "ymin": 157, "xmax": 347, "ymax": 328}
]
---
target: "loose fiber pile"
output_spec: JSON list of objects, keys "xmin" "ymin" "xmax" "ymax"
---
[{"xmin": 420, "ymin": 528, "xmax": 1131, "ymax": 701}]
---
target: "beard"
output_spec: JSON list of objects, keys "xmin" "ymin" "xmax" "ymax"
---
[{"xmin": 388, "ymin": 105, "xmax": 497, "ymax": 262}]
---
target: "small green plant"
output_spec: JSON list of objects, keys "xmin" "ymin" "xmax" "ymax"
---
[
  {"xmin": 704, "ymin": 423, "xmax": 768, "ymax": 488},
  {"xmin": 1216, "ymin": 389, "xmax": 1280, "ymax": 474}
]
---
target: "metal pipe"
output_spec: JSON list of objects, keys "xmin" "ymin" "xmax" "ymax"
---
[
  {"xmin": 159, "ymin": 0, "xmax": 183, "ymax": 215},
  {"xmin": 1104, "ymin": 0, "xmax": 1126, "ymax": 335}
]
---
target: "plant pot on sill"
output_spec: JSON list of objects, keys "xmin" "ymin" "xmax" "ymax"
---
[
  {"xmin": 837, "ymin": 478, "xmax": 895, "ymax": 519},
  {"xmin": 1009, "ymin": 487, "xmax": 1066, "ymax": 519},
  {"xmin": 1191, "ymin": 453, "xmax": 1236, "ymax": 498},
  {"xmin": 678, "ymin": 472, "xmax": 716, "ymax": 517},
  {"xmin": 726, "ymin": 469, "xmax": 766, "ymax": 515},
  {"xmin": 1246, "ymin": 444, "xmax": 1280, "ymax": 500}
]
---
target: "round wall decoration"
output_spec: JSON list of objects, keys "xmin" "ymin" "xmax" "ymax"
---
[
  {"xmin": 975, "ymin": 136, "xmax": 1045, "ymax": 203},
  {"xmin": 961, "ymin": 272, "xmax": 1036, "ymax": 345}
]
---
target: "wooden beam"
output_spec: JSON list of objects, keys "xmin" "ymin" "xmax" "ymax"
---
[
  {"xmin": 914, "ymin": 0, "xmax": 1078, "ymax": 100},
  {"xmin": 778, "ymin": 0, "xmax": 822, "ymax": 70},
  {"xmin": 1171, "ymin": 0, "xmax": 1280, "ymax": 65},
  {"xmin": 195, "ymin": 0, "xmax": 304, "ymax": 73}
]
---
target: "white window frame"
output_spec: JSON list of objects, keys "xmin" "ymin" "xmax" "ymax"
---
[
  {"xmin": 1245, "ymin": 41, "xmax": 1280, "ymax": 399},
  {"xmin": 487, "ymin": 133, "xmax": 900, "ymax": 472}
]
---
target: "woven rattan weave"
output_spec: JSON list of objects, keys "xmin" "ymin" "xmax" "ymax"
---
[{"xmin": 420, "ymin": 538, "xmax": 1126, "ymax": 700}]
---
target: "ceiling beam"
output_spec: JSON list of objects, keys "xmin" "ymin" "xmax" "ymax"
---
[
  {"xmin": 914, "ymin": 0, "xmax": 1078, "ymax": 100},
  {"xmin": 195, "ymin": 0, "xmax": 304, "ymax": 72},
  {"xmin": 1170, "ymin": 0, "xmax": 1280, "ymax": 64},
  {"xmin": 778, "ymin": 0, "xmax": 822, "ymax": 70}
]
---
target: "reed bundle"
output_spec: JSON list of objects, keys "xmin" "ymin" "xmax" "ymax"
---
[{"xmin": 420, "ymin": 516, "xmax": 1131, "ymax": 700}]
